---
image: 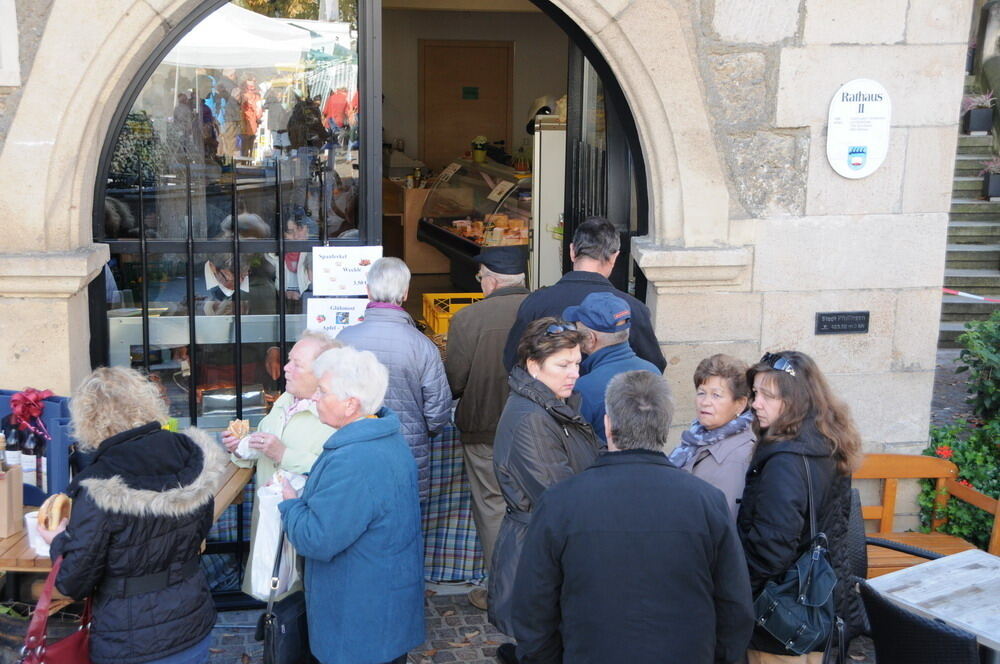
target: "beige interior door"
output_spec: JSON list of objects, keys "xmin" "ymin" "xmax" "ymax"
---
[{"xmin": 419, "ymin": 40, "xmax": 513, "ymax": 172}]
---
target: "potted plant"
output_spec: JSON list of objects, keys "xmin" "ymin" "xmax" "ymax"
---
[
  {"xmin": 980, "ymin": 157, "xmax": 1000, "ymax": 200},
  {"xmin": 962, "ymin": 91, "xmax": 995, "ymax": 135},
  {"xmin": 471, "ymin": 135, "xmax": 488, "ymax": 163}
]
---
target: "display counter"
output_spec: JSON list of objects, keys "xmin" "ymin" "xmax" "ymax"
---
[{"xmin": 417, "ymin": 159, "xmax": 530, "ymax": 291}]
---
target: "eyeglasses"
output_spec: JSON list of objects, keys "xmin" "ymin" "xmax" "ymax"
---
[
  {"xmin": 545, "ymin": 322, "xmax": 577, "ymax": 335},
  {"xmin": 761, "ymin": 352, "xmax": 796, "ymax": 377}
]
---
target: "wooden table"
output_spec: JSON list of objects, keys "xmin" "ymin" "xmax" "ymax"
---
[
  {"xmin": 868, "ymin": 548, "xmax": 1000, "ymax": 662},
  {"xmin": 0, "ymin": 462, "xmax": 253, "ymax": 574}
]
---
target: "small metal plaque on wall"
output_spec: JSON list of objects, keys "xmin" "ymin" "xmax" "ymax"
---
[{"xmin": 815, "ymin": 311, "xmax": 870, "ymax": 335}]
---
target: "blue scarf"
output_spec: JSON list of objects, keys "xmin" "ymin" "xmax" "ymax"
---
[{"xmin": 667, "ymin": 410, "xmax": 753, "ymax": 469}]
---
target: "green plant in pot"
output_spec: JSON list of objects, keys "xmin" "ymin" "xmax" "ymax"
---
[
  {"xmin": 471, "ymin": 135, "xmax": 488, "ymax": 163},
  {"xmin": 962, "ymin": 90, "xmax": 995, "ymax": 135},
  {"xmin": 980, "ymin": 157, "xmax": 1000, "ymax": 201}
]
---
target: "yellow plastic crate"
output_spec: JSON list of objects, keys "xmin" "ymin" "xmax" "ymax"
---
[{"xmin": 422, "ymin": 292, "xmax": 484, "ymax": 335}]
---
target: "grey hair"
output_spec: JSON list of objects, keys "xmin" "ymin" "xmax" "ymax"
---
[
  {"xmin": 367, "ymin": 257, "xmax": 411, "ymax": 305},
  {"xmin": 298, "ymin": 329, "xmax": 340, "ymax": 354},
  {"xmin": 604, "ymin": 370, "xmax": 674, "ymax": 451},
  {"xmin": 482, "ymin": 266, "xmax": 525, "ymax": 288},
  {"xmin": 572, "ymin": 216, "xmax": 621, "ymax": 263},
  {"xmin": 597, "ymin": 328, "xmax": 629, "ymax": 346},
  {"xmin": 313, "ymin": 346, "xmax": 389, "ymax": 415}
]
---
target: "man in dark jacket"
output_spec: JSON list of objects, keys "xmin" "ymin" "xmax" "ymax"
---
[
  {"xmin": 445, "ymin": 246, "xmax": 529, "ymax": 610},
  {"xmin": 510, "ymin": 371, "xmax": 754, "ymax": 664},
  {"xmin": 563, "ymin": 291, "xmax": 660, "ymax": 442},
  {"xmin": 502, "ymin": 216, "xmax": 665, "ymax": 372}
]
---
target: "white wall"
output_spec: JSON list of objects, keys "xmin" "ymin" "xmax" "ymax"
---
[{"xmin": 382, "ymin": 9, "xmax": 568, "ymax": 164}]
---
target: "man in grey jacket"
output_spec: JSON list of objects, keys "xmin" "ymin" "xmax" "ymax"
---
[
  {"xmin": 445, "ymin": 247, "xmax": 529, "ymax": 610},
  {"xmin": 337, "ymin": 257, "xmax": 451, "ymax": 504}
]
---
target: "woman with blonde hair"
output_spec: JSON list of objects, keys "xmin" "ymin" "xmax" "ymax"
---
[
  {"xmin": 38, "ymin": 367, "xmax": 226, "ymax": 664},
  {"xmin": 737, "ymin": 351, "xmax": 864, "ymax": 663}
]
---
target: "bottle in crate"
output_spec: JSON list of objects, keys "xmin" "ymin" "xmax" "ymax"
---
[{"xmin": 21, "ymin": 431, "xmax": 37, "ymax": 488}]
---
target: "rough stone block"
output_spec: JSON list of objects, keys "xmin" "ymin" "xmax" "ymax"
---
[
  {"xmin": 803, "ymin": 0, "xmax": 908, "ymax": 44},
  {"xmin": 728, "ymin": 130, "xmax": 808, "ymax": 217},
  {"xmin": 713, "ymin": 0, "xmax": 800, "ymax": 43},
  {"xmin": 892, "ymin": 289, "xmax": 942, "ymax": 372},
  {"xmin": 753, "ymin": 213, "xmax": 949, "ymax": 292},
  {"xmin": 707, "ymin": 52, "xmax": 771, "ymax": 127},
  {"xmin": 906, "ymin": 0, "xmax": 973, "ymax": 45},
  {"xmin": 655, "ymin": 292, "xmax": 762, "ymax": 343},
  {"xmin": 805, "ymin": 127, "xmax": 907, "ymax": 217},
  {"xmin": 901, "ymin": 126, "xmax": 959, "ymax": 214},
  {"xmin": 760, "ymin": 290, "xmax": 897, "ymax": 374},
  {"xmin": 661, "ymin": 341, "xmax": 760, "ymax": 425},
  {"xmin": 777, "ymin": 44, "xmax": 967, "ymax": 127},
  {"xmin": 825, "ymin": 370, "xmax": 934, "ymax": 445}
]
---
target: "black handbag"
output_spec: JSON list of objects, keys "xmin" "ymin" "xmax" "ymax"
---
[
  {"xmin": 255, "ymin": 529, "xmax": 311, "ymax": 664},
  {"xmin": 753, "ymin": 457, "xmax": 844, "ymax": 660}
]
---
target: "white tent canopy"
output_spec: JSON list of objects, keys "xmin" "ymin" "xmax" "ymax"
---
[{"xmin": 162, "ymin": 3, "xmax": 310, "ymax": 69}]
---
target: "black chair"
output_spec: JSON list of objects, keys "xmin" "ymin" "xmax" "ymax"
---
[{"xmin": 859, "ymin": 580, "xmax": 981, "ymax": 664}]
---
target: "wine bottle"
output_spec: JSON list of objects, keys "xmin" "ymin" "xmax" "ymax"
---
[
  {"xmin": 21, "ymin": 432, "xmax": 37, "ymax": 488},
  {"xmin": 35, "ymin": 434, "xmax": 46, "ymax": 493},
  {"xmin": 1, "ymin": 418, "xmax": 21, "ymax": 468},
  {"xmin": 0, "ymin": 433, "xmax": 7, "ymax": 473}
]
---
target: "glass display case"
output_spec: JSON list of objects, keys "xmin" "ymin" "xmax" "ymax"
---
[{"xmin": 417, "ymin": 159, "xmax": 531, "ymax": 290}]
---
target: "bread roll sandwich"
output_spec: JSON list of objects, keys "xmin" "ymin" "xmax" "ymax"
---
[
  {"xmin": 227, "ymin": 419, "xmax": 250, "ymax": 439},
  {"xmin": 38, "ymin": 493, "xmax": 72, "ymax": 530}
]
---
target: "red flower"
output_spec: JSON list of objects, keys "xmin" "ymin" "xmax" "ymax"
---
[
  {"xmin": 935, "ymin": 445, "xmax": 954, "ymax": 459},
  {"xmin": 958, "ymin": 479, "xmax": 973, "ymax": 487}
]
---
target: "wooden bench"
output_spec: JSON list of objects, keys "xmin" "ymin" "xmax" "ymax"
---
[{"xmin": 853, "ymin": 454, "xmax": 1000, "ymax": 578}]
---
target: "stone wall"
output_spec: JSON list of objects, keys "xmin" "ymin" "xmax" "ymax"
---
[{"xmin": 0, "ymin": 0, "xmax": 55, "ymax": 155}]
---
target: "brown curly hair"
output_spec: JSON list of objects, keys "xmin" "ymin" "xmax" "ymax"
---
[
  {"xmin": 70, "ymin": 367, "xmax": 169, "ymax": 451},
  {"xmin": 748, "ymin": 351, "xmax": 863, "ymax": 474}
]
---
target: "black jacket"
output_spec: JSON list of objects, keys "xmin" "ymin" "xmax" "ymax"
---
[
  {"xmin": 512, "ymin": 449, "xmax": 754, "ymax": 664},
  {"xmin": 50, "ymin": 423, "xmax": 227, "ymax": 664},
  {"xmin": 502, "ymin": 271, "xmax": 666, "ymax": 372},
  {"xmin": 736, "ymin": 420, "xmax": 859, "ymax": 654},
  {"xmin": 488, "ymin": 367, "xmax": 601, "ymax": 635}
]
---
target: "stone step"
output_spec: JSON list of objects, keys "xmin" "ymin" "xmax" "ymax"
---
[
  {"xmin": 947, "ymin": 221, "xmax": 1000, "ymax": 242},
  {"xmin": 958, "ymin": 134, "xmax": 993, "ymax": 148},
  {"xmin": 950, "ymin": 198, "xmax": 1000, "ymax": 214},
  {"xmin": 943, "ymin": 268, "xmax": 1000, "ymax": 292},
  {"xmin": 939, "ymin": 321, "xmax": 966, "ymax": 347},
  {"xmin": 953, "ymin": 176, "xmax": 983, "ymax": 195},
  {"xmin": 940, "ymin": 295, "xmax": 1000, "ymax": 321},
  {"xmin": 954, "ymin": 155, "xmax": 988, "ymax": 175},
  {"xmin": 949, "ymin": 211, "xmax": 1000, "ymax": 221},
  {"xmin": 945, "ymin": 243, "xmax": 1000, "ymax": 269}
]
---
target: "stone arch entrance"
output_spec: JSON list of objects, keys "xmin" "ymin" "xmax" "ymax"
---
[{"xmin": 0, "ymin": 0, "xmax": 735, "ymax": 393}]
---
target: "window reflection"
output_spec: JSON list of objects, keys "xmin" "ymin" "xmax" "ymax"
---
[{"xmin": 99, "ymin": 0, "xmax": 359, "ymax": 426}]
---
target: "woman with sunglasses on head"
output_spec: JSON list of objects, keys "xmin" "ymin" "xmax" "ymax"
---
[
  {"xmin": 737, "ymin": 351, "xmax": 865, "ymax": 663},
  {"xmin": 490, "ymin": 317, "xmax": 601, "ymax": 660}
]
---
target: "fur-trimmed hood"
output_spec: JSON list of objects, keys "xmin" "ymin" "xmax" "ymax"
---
[{"xmin": 71, "ymin": 423, "xmax": 228, "ymax": 519}]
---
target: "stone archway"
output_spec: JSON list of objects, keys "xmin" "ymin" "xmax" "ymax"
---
[{"xmin": 0, "ymin": 0, "xmax": 739, "ymax": 392}]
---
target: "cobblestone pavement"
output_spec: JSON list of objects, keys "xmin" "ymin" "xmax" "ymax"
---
[{"xmin": 207, "ymin": 349, "xmax": 970, "ymax": 663}]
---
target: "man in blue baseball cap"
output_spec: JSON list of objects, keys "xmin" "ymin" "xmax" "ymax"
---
[{"xmin": 563, "ymin": 292, "xmax": 661, "ymax": 442}]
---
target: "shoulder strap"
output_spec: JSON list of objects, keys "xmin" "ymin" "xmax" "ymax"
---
[
  {"xmin": 266, "ymin": 530, "xmax": 287, "ymax": 614},
  {"xmin": 802, "ymin": 456, "xmax": 817, "ymax": 540}
]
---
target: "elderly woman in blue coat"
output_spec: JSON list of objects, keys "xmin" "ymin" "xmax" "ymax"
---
[{"xmin": 278, "ymin": 345, "xmax": 425, "ymax": 664}]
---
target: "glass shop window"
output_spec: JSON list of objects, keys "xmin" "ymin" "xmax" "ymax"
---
[{"xmin": 97, "ymin": 0, "xmax": 363, "ymax": 429}]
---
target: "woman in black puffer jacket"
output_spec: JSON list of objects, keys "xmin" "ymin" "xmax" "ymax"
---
[
  {"xmin": 39, "ymin": 367, "xmax": 226, "ymax": 664},
  {"xmin": 737, "ymin": 351, "xmax": 865, "ymax": 664}
]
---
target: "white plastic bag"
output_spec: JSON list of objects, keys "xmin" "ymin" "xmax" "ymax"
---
[{"xmin": 249, "ymin": 471, "xmax": 306, "ymax": 600}]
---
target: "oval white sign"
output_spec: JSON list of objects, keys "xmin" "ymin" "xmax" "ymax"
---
[{"xmin": 826, "ymin": 79, "xmax": 891, "ymax": 179}]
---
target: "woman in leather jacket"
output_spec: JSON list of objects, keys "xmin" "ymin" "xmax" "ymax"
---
[
  {"xmin": 38, "ymin": 367, "xmax": 226, "ymax": 664},
  {"xmin": 737, "ymin": 351, "xmax": 864, "ymax": 664},
  {"xmin": 489, "ymin": 317, "xmax": 601, "ymax": 650}
]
